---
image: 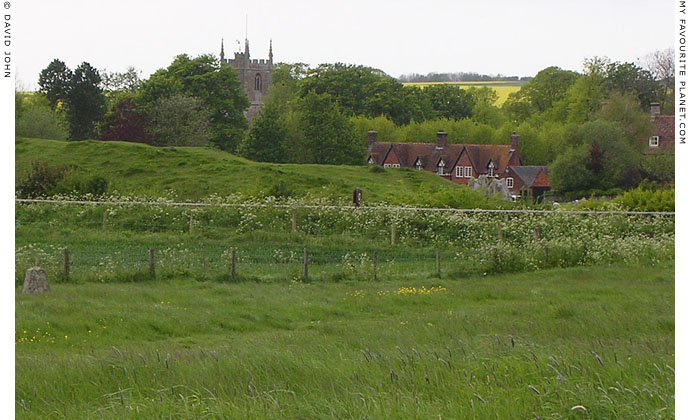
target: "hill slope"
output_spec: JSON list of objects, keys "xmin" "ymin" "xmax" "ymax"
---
[{"xmin": 15, "ymin": 137, "xmax": 508, "ymax": 208}]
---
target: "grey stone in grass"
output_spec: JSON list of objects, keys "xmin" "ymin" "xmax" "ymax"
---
[{"xmin": 22, "ymin": 267, "xmax": 50, "ymax": 295}]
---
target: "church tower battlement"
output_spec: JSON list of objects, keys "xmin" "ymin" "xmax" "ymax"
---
[{"xmin": 220, "ymin": 38, "xmax": 273, "ymax": 124}]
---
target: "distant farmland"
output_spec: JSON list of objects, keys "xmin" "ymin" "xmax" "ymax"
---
[{"xmin": 401, "ymin": 81, "xmax": 526, "ymax": 106}]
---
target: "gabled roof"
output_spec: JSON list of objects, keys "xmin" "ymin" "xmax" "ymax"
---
[
  {"xmin": 369, "ymin": 141, "xmax": 515, "ymax": 174},
  {"xmin": 508, "ymin": 166, "xmax": 548, "ymax": 188}
]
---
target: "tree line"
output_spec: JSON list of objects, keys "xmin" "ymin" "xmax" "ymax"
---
[{"xmin": 17, "ymin": 47, "xmax": 674, "ymax": 196}]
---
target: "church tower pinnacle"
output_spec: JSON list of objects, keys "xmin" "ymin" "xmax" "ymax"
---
[
  {"xmin": 269, "ymin": 39, "xmax": 273, "ymax": 64},
  {"xmin": 220, "ymin": 38, "xmax": 225, "ymax": 62}
]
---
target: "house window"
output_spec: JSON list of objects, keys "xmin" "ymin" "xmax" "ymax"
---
[
  {"xmin": 255, "ymin": 73, "xmax": 262, "ymax": 91},
  {"xmin": 487, "ymin": 162, "xmax": 495, "ymax": 177},
  {"xmin": 391, "ymin": 164, "xmax": 400, "ymax": 168},
  {"xmin": 456, "ymin": 166, "xmax": 463, "ymax": 178},
  {"xmin": 506, "ymin": 177, "xmax": 514, "ymax": 188},
  {"xmin": 367, "ymin": 157, "xmax": 374, "ymax": 166},
  {"xmin": 415, "ymin": 162, "xmax": 423, "ymax": 170},
  {"xmin": 464, "ymin": 166, "xmax": 472, "ymax": 178},
  {"xmin": 437, "ymin": 160, "xmax": 445, "ymax": 175},
  {"xmin": 383, "ymin": 163, "xmax": 391, "ymax": 168},
  {"xmin": 649, "ymin": 136, "xmax": 659, "ymax": 147}
]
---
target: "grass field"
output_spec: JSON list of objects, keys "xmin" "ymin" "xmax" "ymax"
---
[
  {"xmin": 15, "ymin": 137, "xmax": 506, "ymax": 208},
  {"xmin": 15, "ymin": 263, "xmax": 674, "ymax": 419},
  {"xmin": 401, "ymin": 81, "xmax": 525, "ymax": 106}
]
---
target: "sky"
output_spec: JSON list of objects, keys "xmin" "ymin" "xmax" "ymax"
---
[{"xmin": 15, "ymin": 0, "xmax": 674, "ymax": 90}]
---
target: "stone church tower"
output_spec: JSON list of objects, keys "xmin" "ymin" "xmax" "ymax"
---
[{"xmin": 220, "ymin": 38, "xmax": 273, "ymax": 123}]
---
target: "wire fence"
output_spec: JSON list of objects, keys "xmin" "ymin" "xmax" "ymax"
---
[{"xmin": 15, "ymin": 199, "xmax": 676, "ymax": 285}]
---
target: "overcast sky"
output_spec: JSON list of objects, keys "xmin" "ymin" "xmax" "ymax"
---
[{"xmin": 16, "ymin": 0, "xmax": 674, "ymax": 89}]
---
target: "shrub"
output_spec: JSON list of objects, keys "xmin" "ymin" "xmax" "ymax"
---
[{"xmin": 16, "ymin": 161, "xmax": 71, "ymax": 198}]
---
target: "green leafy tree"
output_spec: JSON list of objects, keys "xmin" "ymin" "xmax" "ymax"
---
[
  {"xmin": 38, "ymin": 59, "xmax": 73, "ymax": 110},
  {"xmin": 65, "ymin": 62, "xmax": 106, "ymax": 140},
  {"xmin": 423, "ymin": 84, "xmax": 476, "ymax": 120},
  {"xmin": 603, "ymin": 62, "xmax": 662, "ymax": 110},
  {"xmin": 99, "ymin": 66, "xmax": 143, "ymax": 92},
  {"xmin": 146, "ymin": 94, "xmax": 213, "ymax": 146},
  {"xmin": 15, "ymin": 95, "xmax": 68, "ymax": 140},
  {"xmin": 239, "ymin": 103, "xmax": 290, "ymax": 162},
  {"xmin": 297, "ymin": 91, "xmax": 364, "ymax": 165},
  {"xmin": 596, "ymin": 92, "xmax": 655, "ymax": 148},
  {"xmin": 520, "ymin": 66, "xmax": 580, "ymax": 113},
  {"xmin": 139, "ymin": 54, "xmax": 249, "ymax": 151}
]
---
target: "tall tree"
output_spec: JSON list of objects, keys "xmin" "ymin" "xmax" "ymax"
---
[
  {"xmin": 65, "ymin": 62, "xmax": 106, "ymax": 140},
  {"xmin": 520, "ymin": 66, "xmax": 580, "ymax": 113},
  {"xmin": 98, "ymin": 96, "xmax": 151, "ymax": 143},
  {"xmin": 38, "ymin": 59, "xmax": 73, "ymax": 110},
  {"xmin": 603, "ymin": 62, "xmax": 662, "ymax": 110},
  {"xmin": 139, "ymin": 54, "xmax": 249, "ymax": 151},
  {"xmin": 146, "ymin": 94, "xmax": 213, "ymax": 147},
  {"xmin": 641, "ymin": 48, "xmax": 674, "ymax": 112},
  {"xmin": 298, "ymin": 91, "xmax": 363, "ymax": 165},
  {"xmin": 238, "ymin": 102, "xmax": 289, "ymax": 162}
]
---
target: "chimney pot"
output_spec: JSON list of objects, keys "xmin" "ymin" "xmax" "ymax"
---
[
  {"xmin": 510, "ymin": 132, "xmax": 519, "ymax": 151},
  {"xmin": 650, "ymin": 102, "xmax": 661, "ymax": 118},
  {"xmin": 367, "ymin": 131, "xmax": 377, "ymax": 147},
  {"xmin": 436, "ymin": 131, "xmax": 447, "ymax": 149}
]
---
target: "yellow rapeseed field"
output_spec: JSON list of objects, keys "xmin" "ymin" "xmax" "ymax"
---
[{"xmin": 402, "ymin": 81, "xmax": 523, "ymax": 106}]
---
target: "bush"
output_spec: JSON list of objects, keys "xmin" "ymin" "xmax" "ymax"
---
[
  {"xmin": 15, "ymin": 101, "xmax": 68, "ymax": 140},
  {"xmin": 16, "ymin": 161, "xmax": 71, "ymax": 198}
]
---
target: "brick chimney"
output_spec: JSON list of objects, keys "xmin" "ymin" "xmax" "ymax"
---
[
  {"xmin": 650, "ymin": 102, "xmax": 661, "ymax": 119},
  {"xmin": 436, "ymin": 131, "xmax": 447, "ymax": 149},
  {"xmin": 510, "ymin": 132, "xmax": 519, "ymax": 151},
  {"xmin": 367, "ymin": 131, "xmax": 377, "ymax": 148}
]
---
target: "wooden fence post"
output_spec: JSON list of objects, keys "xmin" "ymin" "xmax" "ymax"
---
[
  {"xmin": 533, "ymin": 228, "xmax": 541, "ymax": 242},
  {"xmin": 102, "ymin": 211, "xmax": 107, "ymax": 232},
  {"xmin": 303, "ymin": 248, "xmax": 309, "ymax": 281},
  {"xmin": 436, "ymin": 250, "xmax": 441, "ymax": 276},
  {"xmin": 189, "ymin": 215, "xmax": 194, "ymax": 234},
  {"xmin": 292, "ymin": 212, "xmax": 297, "ymax": 233},
  {"xmin": 391, "ymin": 221, "xmax": 396, "ymax": 245},
  {"xmin": 63, "ymin": 248, "xmax": 70, "ymax": 282},
  {"xmin": 497, "ymin": 224, "xmax": 503, "ymax": 243},
  {"xmin": 373, "ymin": 250, "xmax": 377, "ymax": 281},
  {"xmin": 149, "ymin": 248, "xmax": 155, "ymax": 276},
  {"xmin": 231, "ymin": 248, "xmax": 236, "ymax": 281}
]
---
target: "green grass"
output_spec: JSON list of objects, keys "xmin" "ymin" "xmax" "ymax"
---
[
  {"xmin": 401, "ymin": 81, "xmax": 525, "ymax": 106},
  {"xmin": 16, "ymin": 263, "xmax": 674, "ymax": 419},
  {"xmin": 15, "ymin": 137, "xmax": 507, "ymax": 208}
]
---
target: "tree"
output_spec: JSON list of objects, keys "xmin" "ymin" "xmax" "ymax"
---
[
  {"xmin": 596, "ymin": 92, "xmax": 655, "ymax": 148},
  {"xmin": 423, "ymin": 84, "xmax": 476, "ymax": 120},
  {"xmin": 98, "ymin": 96, "xmax": 151, "ymax": 143},
  {"xmin": 520, "ymin": 66, "xmax": 580, "ymax": 113},
  {"xmin": 139, "ymin": 54, "xmax": 249, "ymax": 151},
  {"xmin": 603, "ymin": 62, "xmax": 662, "ymax": 110},
  {"xmin": 65, "ymin": 62, "xmax": 106, "ymax": 140},
  {"xmin": 297, "ymin": 91, "xmax": 364, "ymax": 165},
  {"xmin": 38, "ymin": 59, "xmax": 72, "ymax": 110},
  {"xmin": 146, "ymin": 94, "xmax": 213, "ymax": 147},
  {"xmin": 99, "ymin": 67, "xmax": 143, "ymax": 92},
  {"xmin": 551, "ymin": 120, "xmax": 641, "ymax": 192},
  {"xmin": 15, "ymin": 94, "xmax": 68, "ymax": 140},
  {"xmin": 641, "ymin": 48, "xmax": 674, "ymax": 112},
  {"xmin": 238, "ymin": 102, "xmax": 289, "ymax": 162}
]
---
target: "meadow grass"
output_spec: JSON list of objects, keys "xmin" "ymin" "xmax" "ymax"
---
[{"xmin": 15, "ymin": 263, "xmax": 674, "ymax": 419}]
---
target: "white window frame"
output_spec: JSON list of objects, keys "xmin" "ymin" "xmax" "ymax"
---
[
  {"xmin": 464, "ymin": 166, "xmax": 472, "ymax": 178},
  {"xmin": 391, "ymin": 164, "xmax": 400, "ymax": 168},
  {"xmin": 649, "ymin": 136, "xmax": 659, "ymax": 148},
  {"xmin": 383, "ymin": 163, "xmax": 391, "ymax": 168},
  {"xmin": 506, "ymin": 177, "xmax": 514, "ymax": 188},
  {"xmin": 367, "ymin": 157, "xmax": 374, "ymax": 166},
  {"xmin": 437, "ymin": 160, "xmax": 445, "ymax": 175},
  {"xmin": 456, "ymin": 166, "xmax": 463, "ymax": 178},
  {"xmin": 415, "ymin": 163, "xmax": 423, "ymax": 171},
  {"xmin": 487, "ymin": 162, "xmax": 495, "ymax": 177}
]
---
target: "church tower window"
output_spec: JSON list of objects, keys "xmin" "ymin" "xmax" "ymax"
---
[{"xmin": 255, "ymin": 73, "xmax": 262, "ymax": 91}]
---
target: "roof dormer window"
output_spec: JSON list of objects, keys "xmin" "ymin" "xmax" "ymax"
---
[
  {"xmin": 487, "ymin": 161, "xmax": 495, "ymax": 177},
  {"xmin": 437, "ymin": 159, "xmax": 445, "ymax": 175},
  {"xmin": 649, "ymin": 136, "xmax": 659, "ymax": 148}
]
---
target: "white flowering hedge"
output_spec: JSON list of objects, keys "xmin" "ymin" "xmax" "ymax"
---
[{"xmin": 15, "ymin": 194, "xmax": 674, "ymax": 284}]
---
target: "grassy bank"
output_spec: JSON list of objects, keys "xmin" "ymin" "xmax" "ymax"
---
[
  {"xmin": 15, "ymin": 137, "xmax": 505, "ymax": 208},
  {"xmin": 15, "ymin": 263, "xmax": 674, "ymax": 419}
]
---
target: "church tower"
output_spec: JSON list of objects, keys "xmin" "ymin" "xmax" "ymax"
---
[{"xmin": 219, "ymin": 38, "xmax": 273, "ymax": 124}]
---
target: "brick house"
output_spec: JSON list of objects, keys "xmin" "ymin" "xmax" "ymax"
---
[
  {"xmin": 646, "ymin": 102, "xmax": 674, "ymax": 152},
  {"xmin": 367, "ymin": 131, "xmax": 550, "ymax": 199}
]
